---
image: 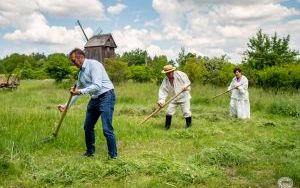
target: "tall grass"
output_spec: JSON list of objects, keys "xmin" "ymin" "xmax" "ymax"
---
[{"xmin": 0, "ymin": 80, "xmax": 299, "ymax": 187}]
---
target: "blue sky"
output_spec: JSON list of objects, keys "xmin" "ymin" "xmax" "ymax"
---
[{"xmin": 0, "ymin": 0, "xmax": 300, "ymax": 63}]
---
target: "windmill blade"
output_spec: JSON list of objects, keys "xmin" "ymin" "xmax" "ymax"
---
[
  {"xmin": 95, "ymin": 26, "xmax": 103, "ymax": 35},
  {"xmin": 76, "ymin": 20, "xmax": 89, "ymax": 41}
]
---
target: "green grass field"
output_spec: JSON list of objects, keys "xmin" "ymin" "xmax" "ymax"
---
[{"xmin": 0, "ymin": 80, "xmax": 299, "ymax": 187}]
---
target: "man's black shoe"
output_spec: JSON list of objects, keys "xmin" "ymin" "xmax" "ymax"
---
[
  {"xmin": 185, "ymin": 116, "xmax": 192, "ymax": 128},
  {"xmin": 83, "ymin": 152, "xmax": 94, "ymax": 157},
  {"xmin": 165, "ymin": 115, "xmax": 172, "ymax": 130}
]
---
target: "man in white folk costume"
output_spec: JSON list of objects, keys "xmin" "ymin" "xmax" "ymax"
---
[
  {"xmin": 157, "ymin": 65, "xmax": 192, "ymax": 129},
  {"xmin": 228, "ymin": 67, "xmax": 250, "ymax": 119}
]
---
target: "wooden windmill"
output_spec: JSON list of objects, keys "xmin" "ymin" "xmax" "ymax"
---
[{"xmin": 77, "ymin": 20, "xmax": 117, "ymax": 63}]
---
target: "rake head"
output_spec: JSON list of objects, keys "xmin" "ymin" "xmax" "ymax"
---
[{"xmin": 40, "ymin": 133, "xmax": 57, "ymax": 144}]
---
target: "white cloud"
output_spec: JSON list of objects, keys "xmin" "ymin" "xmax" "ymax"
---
[
  {"xmin": 112, "ymin": 25, "xmax": 175, "ymax": 58},
  {"xmin": 107, "ymin": 3, "xmax": 127, "ymax": 15},
  {"xmin": 151, "ymin": 0, "xmax": 300, "ymax": 63},
  {"xmin": 152, "ymin": 0, "xmax": 184, "ymax": 27},
  {"xmin": 1, "ymin": 0, "xmax": 299, "ymax": 63},
  {"xmin": 4, "ymin": 25, "xmax": 93, "ymax": 45},
  {"xmin": 0, "ymin": 0, "xmax": 99, "ymax": 55},
  {"xmin": 111, "ymin": 0, "xmax": 300, "ymax": 63},
  {"xmin": 144, "ymin": 18, "xmax": 160, "ymax": 27},
  {"xmin": 146, "ymin": 44, "xmax": 177, "ymax": 59},
  {"xmin": 0, "ymin": 0, "xmax": 105, "ymax": 28},
  {"xmin": 213, "ymin": 4, "xmax": 299, "ymax": 23},
  {"xmin": 113, "ymin": 25, "xmax": 148, "ymax": 50},
  {"xmin": 36, "ymin": 0, "xmax": 105, "ymax": 19}
]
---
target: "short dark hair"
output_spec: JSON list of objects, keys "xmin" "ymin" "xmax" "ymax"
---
[
  {"xmin": 233, "ymin": 67, "xmax": 242, "ymax": 73},
  {"xmin": 69, "ymin": 48, "xmax": 85, "ymax": 58}
]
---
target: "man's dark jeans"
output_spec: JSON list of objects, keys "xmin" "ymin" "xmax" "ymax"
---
[{"xmin": 83, "ymin": 89, "xmax": 117, "ymax": 158}]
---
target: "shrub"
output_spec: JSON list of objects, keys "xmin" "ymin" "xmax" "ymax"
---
[
  {"xmin": 216, "ymin": 63, "xmax": 235, "ymax": 86},
  {"xmin": 183, "ymin": 57, "xmax": 207, "ymax": 83},
  {"xmin": 129, "ymin": 65, "xmax": 152, "ymax": 82},
  {"xmin": 257, "ymin": 64, "xmax": 300, "ymax": 91},
  {"xmin": 44, "ymin": 53, "xmax": 71, "ymax": 82},
  {"xmin": 104, "ymin": 58, "xmax": 129, "ymax": 84},
  {"xmin": 257, "ymin": 66, "xmax": 289, "ymax": 90},
  {"xmin": 269, "ymin": 102, "xmax": 299, "ymax": 117}
]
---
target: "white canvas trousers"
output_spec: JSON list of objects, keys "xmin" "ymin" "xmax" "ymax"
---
[{"xmin": 166, "ymin": 100, "xmax": 192, "ymax": 118}]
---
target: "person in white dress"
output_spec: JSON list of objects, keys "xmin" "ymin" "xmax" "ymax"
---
[
  {"xmin": 157, "ymin": 65, "xmax": 192, "ymax": 129},
  {"xmin": 228, "ymin": 67, "xmax": 250, "ymax": 119}
]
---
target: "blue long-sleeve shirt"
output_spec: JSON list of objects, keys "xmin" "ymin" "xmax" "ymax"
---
[{"xmin": 67, "ymin": 58, "xmax": 114, "ymax": 107}]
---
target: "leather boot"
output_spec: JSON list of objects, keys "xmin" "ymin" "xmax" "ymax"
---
[
  {"xmin": 165, "ymin": 115, "xmax": 172, "ymax": 130},
  {"xmin": 185, "ymin": 116, "xmax": 192, "ymax": 128}
]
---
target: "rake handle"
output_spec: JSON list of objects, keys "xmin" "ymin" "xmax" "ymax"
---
[
  {"xmin": 210, "ymin": 83, "xmax": 244, "ymax": 100},
  {"xmin": 139, "ymin": 83, "xmax": 191, "ymax": 125},
  {"xmin": 53, "ymin": 84, "xmax": 76, "ymax": 137}
]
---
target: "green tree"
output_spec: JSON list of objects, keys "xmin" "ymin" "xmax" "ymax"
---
[
  {"xmin": 0, "ymin": 60, "xmax": 5, "ymax": 74},
  {"xmin": 202, "ymin": 56, "xmax": 230, "ymax": 84},
  {"xmin": 176, "ymin": 47, "xmax": 185, "ymax": 67},
  {"xmin": 0, "ymin": 53, "xmax": 32, "ymax": 74},
  {"xmin": 122, "ymin": 49, "xmax": 148, "ymax": 66},
  {"xmin": 183, "ymin": 57, "xmax": 207, "ymax": 83},
  {"xmin": 243, "ymin": 29, "xmax": 299, "ymax": 70},
  {"xmin": 45, "ymin": 53, "xmax": 71, "ymax": 82},
  {"xmin": 20, "ymin": 60, "xmax": 34, "ymax": 79},
  {"xmin": 150, "ymin": 55, "xmax": 168, "ymax": 84},
  {"xmin": 31, "ymin": 52, "xmax": 46, "ymax": 61}
]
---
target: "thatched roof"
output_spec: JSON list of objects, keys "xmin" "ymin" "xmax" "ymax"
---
[{"xmin": 84, "ymin": 34, "xmax": 117, "ymax": 48}]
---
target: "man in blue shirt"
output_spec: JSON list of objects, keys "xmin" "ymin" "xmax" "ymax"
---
[{"xmin": 58, "ymin": 48, "xmax": 117, "ymax": 158}]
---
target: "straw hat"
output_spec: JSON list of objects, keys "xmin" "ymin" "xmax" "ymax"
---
[{"xmin": 161, "ymin": 65, "xmax": 176, "ymax": 73}]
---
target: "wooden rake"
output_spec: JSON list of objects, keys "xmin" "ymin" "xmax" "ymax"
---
[
  {"xmin": 210, "ymin": 83, "xmax": 244, "ymax": 101},
  {"xmin": 41, "ymin": 84, "xmax": 76, "ymax": 143}
]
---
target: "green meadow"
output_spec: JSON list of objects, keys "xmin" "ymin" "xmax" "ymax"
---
[{"xmin": 0, "ymin": 80, "xmax": 299, "ymax": 187}]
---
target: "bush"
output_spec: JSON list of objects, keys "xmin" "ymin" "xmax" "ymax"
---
[
  {"xmin": 129, "ymin": 65, "xmax": 152, "ymax": 82},
  {"xmin": 202, "ymin": 56, "xmax": 232, "ymax": 85},
  {"xmin": 286, "ymin": 64, "xmax": 300, "ymax": 90},
  {"xmin": 183, "ymin": 57, "xmax": 207, "ymax": 83},
  {"xmin": 44, "ymin": 53, "xmax": 71, "ymax": 82},
  {"xmin": 104, "ymin": 58, "xmax": 129, "ymax": 84},
  {"xmin": 216, "ymin": 63, "xmax": 235, "ymax": 86},
  {"xmin": 257, "ymin": 64, "xmax": 300, "ymax": 90},
  {"xmin": 257, "ymin": 66, "xmax": 288, "ymax": 90},
  {"xmin": 269, "ymin": 102, "xmax": 299, "ymax": 117},
  {"xmin": 239, "ymin": 63, "xmax": 258, "ymax": 86}
]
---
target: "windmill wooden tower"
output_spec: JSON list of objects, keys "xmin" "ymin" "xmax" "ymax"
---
[{"xmin": 77, "ymin": 20, "xmax": 117, "ymax": 63}]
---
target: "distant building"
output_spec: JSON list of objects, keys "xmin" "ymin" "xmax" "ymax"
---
[{"xmin": 84, "ymin": 34, "xmax": 117, "ymax": 63}]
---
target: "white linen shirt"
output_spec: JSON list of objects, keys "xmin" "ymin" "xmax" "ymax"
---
[
  {"xmin": 158, "ymin": 71, "xmax": 191, "ymax": 103},
  {"xmin": 228, "ymin": 75, "xmax": 249, "ymax": 100}
]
